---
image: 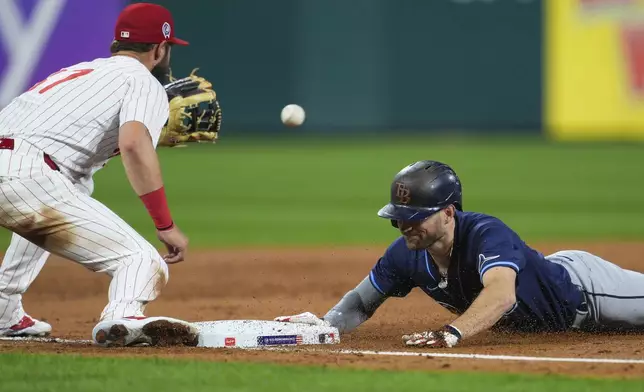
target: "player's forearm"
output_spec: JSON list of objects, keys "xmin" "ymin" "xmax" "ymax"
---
[
  {"xmin": 322, "ymin": 277, "xmax": 387, "ymax": 333},
  {"xmin": 323, "ymin": 291, "xmax": 371, "ymax": 333},
  {"xmin": 119, "ymin": 124, "xmax": 164, "ymax": 196},
  {"xmin": 449, "ymin": 286, "xmax": 515, "ymax": 339},
  {"xmin": 119, "ymin": 121, "xmax": 174, "ymax": 230}
]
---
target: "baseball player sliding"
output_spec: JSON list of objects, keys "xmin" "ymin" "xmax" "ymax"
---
[
  {"xmin": 277, "ymin": 160, "xmax": 644, "ymax": 348},
  {"xmin": 0, "ymin": 3, "xmax": 220, "ymax": 346}
]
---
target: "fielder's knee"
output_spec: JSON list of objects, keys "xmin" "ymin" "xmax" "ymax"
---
[{"xmin": 150, "ymin": 256, "xmax": 170, "ymax": 298}]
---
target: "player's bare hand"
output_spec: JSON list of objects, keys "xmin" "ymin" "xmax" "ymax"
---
[
  {"xmin": 274, "ymin": 312, "xmax": 330, "ymax": 327},
  {"xmin": 402, "ymin": 325, "xmax": 461, "ymax": 348},
  {"xmin": 156, "ymin": 225, "xmax": 189, "ymax": 264}
]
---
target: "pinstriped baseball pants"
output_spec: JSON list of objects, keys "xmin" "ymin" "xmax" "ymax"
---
[{"xmin": 0, "ymin": 146, "xmax": 169, "ymax": 329}]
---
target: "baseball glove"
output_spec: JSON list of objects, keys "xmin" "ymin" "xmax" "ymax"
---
[{"xmin": 160, "ymin": 68, "xmax": 222, "ymax": 147}]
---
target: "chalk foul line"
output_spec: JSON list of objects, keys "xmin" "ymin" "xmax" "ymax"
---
[
  {"xmin": 0, "ymin": 336, "xmax": 93, "ymax": 345},
  {"xmin": 329, "ymin": 349, "xmax": 644, "ymax": 364},
  {"xmin": 257, "ymin": 347, "xmax": 644, "ymax": 365},
  {"xmin": 1, "ymin": 336, "xmax": 644, "ymax": 365}
]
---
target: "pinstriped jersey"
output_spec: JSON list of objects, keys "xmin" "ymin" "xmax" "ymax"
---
[
  {"xmin": 369, "ymin": 210, "xmax": 586, "ymax": 332},
  {"xmin": 0, "ymin": 55, "xmax": 168, "ymax": 190}
]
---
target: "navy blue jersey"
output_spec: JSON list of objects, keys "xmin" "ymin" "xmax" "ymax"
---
[{"xmin": 369, "ymin": 211, "xmax": 585, "ymax": 332}]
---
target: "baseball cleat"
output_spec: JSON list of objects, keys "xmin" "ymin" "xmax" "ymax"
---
[
  {"xmin": 92, "ymin": 316, "xmax": 199, "ymax": 347},
  {"xmin": 0, "ymin": 315, "xmax": 52, "ymax": 337}
]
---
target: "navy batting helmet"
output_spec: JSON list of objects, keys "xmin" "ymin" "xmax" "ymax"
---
[{"xmin": 377, "ymin": 160, "xmax": 462, "ymax": 227}]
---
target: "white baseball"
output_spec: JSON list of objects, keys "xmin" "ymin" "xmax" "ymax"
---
[{"xmin": 281, "ymin": 104, "xmax": 306, "ymax": 127}]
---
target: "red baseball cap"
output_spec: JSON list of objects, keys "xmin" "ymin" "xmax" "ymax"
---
[{"xmin": 114, "ymin": 2, "xmax": 188, "ymax": 46}]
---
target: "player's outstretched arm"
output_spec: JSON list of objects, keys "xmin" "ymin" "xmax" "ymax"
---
[
  {"xmin": 274, "ymin": 276, "xmax": 388, "ymax": 334},
  {"xmin": 403, "ymin": 267, "xmax": 516, "ymax": 348},
  {"xmin": 119, "ymin": 121, "xmax": 189, "ymax": 263}
]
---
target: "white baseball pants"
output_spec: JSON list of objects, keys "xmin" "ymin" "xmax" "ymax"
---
[{"xmin": 0, "ymin": 140, "xmax": 169, "ymax": 329}]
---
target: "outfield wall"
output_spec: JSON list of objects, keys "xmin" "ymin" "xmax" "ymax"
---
[
  {"xmin": 0, "ymin": 0, "xmax": 543, "ymax": 134},
  {"xmin": 2, "ymin": 0, "xmax": 644, "ymax": 140},
  {"xmin": 151, "ymin": 0, "xmax": 544, "ymax": 134}
]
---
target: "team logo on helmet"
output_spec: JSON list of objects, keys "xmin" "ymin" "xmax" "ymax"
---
[
  {"xmin": 162, "ymin": 22, "xmax": 171, "ymax": 39},
  {"xmin": 395, "ymin": 182, "xmax": 411, "ymax": 205}
]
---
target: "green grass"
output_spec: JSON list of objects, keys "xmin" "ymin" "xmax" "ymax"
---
[
  {"xmin": 1, "ymin": 134, "xmax": 643, "ymax": 249},
  {"xmin": 1, "ymin": 352, "xmax": 642, "ymax": 392},
  {"xmin": 2, "ymin": 134, "xmax": 643, "ymax": 387}
]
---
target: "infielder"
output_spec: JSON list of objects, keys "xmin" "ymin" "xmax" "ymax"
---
[
  {"xmin": 0, "ymin": 3, "xmax": 220, "ymax": 346},
  {"xmin": 276, "ymin": 160, "xmax": 644, "ymax": 348}
]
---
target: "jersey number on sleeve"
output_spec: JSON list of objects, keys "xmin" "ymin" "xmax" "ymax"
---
[{"xmin": 28, "ymin": 69, "xmax": 94, "ymax": 94}]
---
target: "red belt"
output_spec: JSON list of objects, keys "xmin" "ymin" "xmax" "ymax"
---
[{"xmin": 0, "ymin": 138, "xmax": 60, "ymax": 171}]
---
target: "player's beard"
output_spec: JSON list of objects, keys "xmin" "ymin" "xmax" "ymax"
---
[
  {"xmin": 400, "ymin": 217, "xmax": 445, "ymax": 250},
  {"xmin": 404, "ymin": 231, "xmax": 442, "ymax": 250},
  {"xmin": 151, "ymin": 63, "xmax": 170, "ymax": 85},
  {"xmin": 151, "ymin": 48, "xmax": 171, "ymax": 85}
]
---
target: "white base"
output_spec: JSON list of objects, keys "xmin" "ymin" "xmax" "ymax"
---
[{"xmin": 193, "ymin": 320, "xmax": 340, "ymax": 348}]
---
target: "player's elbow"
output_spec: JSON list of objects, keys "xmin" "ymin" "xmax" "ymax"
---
[
  {"xmin": 497, "ymin": 289, "xmax": 516, "ymax": 314},
  {"xmin": 118, "ymin": 138, "xmax": 140, "ymax": 154},
  {"xmin": 482, "ymin": 267, "xmax": 518, "ymax": 314},
  {"xmin": 487, "ymin": 283, "xmax": 516, "ymax": 314},
  {"xmin": 118, "ymin": 121, "xmax": 152, "ymax": 153},
  {"xmin": 501, "ymin": 293, "xmax": 516, "ymax": 313}
]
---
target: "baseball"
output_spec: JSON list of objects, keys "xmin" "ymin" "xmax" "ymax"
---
[{"xmin": 281, "ymin": 104, "xmax": 306, "ymax": 127}]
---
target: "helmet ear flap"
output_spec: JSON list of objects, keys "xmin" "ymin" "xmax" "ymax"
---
[{"xmin": 390, "ymin": 219, "xmax": 398, "ymax": 229}]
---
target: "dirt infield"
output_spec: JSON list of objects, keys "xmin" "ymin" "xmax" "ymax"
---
[{"xmin": 2, "ymin": 242, "xmax": 644, "ymax": 379}]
